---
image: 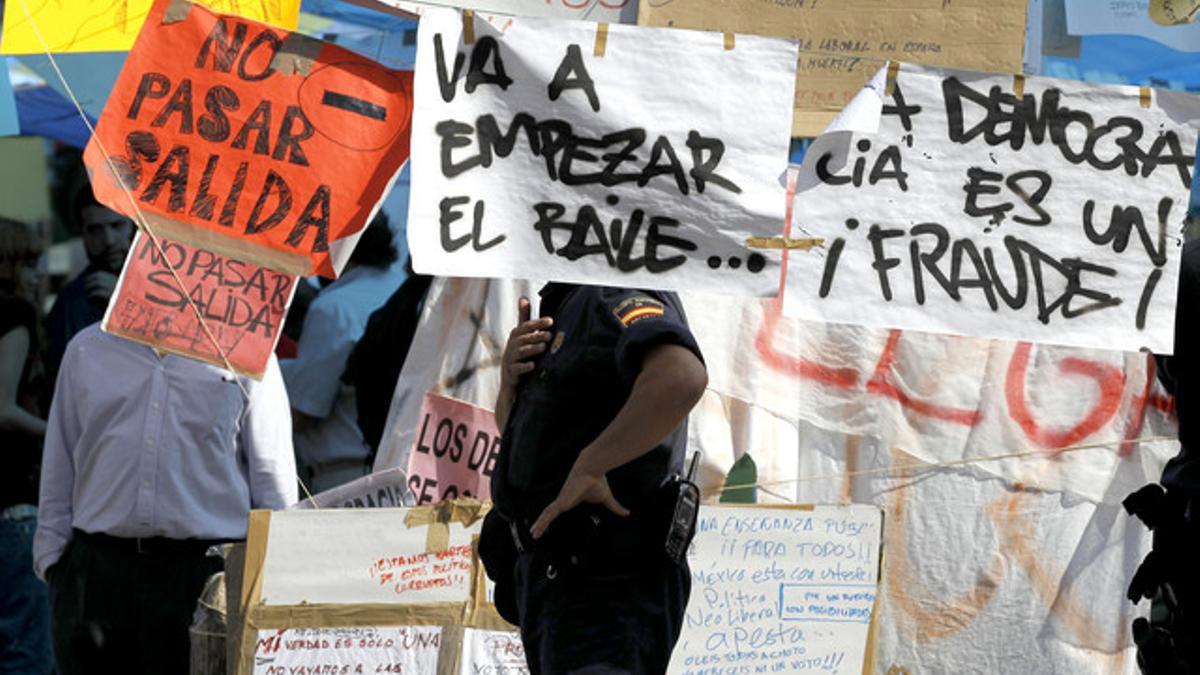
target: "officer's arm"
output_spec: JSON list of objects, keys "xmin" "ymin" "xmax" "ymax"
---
[
  {"xmin": 531, "ymin": 343, "xmax": 707, "ymax": 537},
  {"xmin": 575, "ymin": 343, "xmax": 707, "ymax": 476}
]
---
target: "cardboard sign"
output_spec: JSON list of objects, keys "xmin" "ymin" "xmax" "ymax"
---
[
  {"xmin": 671, "ymin": 505, "xmax": 883, "ymax": 674},
  {"xmin": 407, "ymin": 8, "xmax": 798, "ymax": 297},
  {"xmin": 407, "ymin": 393, "xmax": 500, "ymax": 505},
  {"xmin": 0, "ymin": 0, "xmax": 299, "ymax": 54},
  {"xmin": 102, "ymin": 231, "xmax": 295, "ymax": 377},
  {"xmin": 252, "ymin": 626, "xmax": 441, "ymax": 675},
  {"xmin": 784, "ymin": 63, "xmax": 1200, "ymax": 353},
  {"xmin": 638, "ymin": 0, "xmax": 1027, "ymax": 137},
  {"xmin": 83, "ymin": 0, "xmax": 413, "ymax": 278}
]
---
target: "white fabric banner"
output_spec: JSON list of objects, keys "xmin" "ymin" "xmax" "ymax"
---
[
  {"xmin": 372, "ymin": 275, "xmax": 1179, "ymax": 673},
  {"xmin": 407, "ymin": 8, "xmax": 798, "ymax": 296},
  {"xmin": 785, "ymin": 63, "xmax": 1200, "ymax": 353}
]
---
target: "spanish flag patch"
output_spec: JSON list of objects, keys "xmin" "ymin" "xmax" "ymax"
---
[{"xmin": 613, "ymin": 297, "xmax": 665, "ymax": 327}]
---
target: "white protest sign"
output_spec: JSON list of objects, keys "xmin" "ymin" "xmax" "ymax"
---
[
  {"xmin": 252, "ymin": 626, "xmax": 441, "ymax": 675},
  {"xmin": 259, "ymin": 508, "xmax": 478, "ymax": 606},
  {"xmin": 785, "ymin": 63, "xmax": 1200, "ymax": 354},
  {"xmin": 370, "ymin": 0, "xmax": 637, "ymax": 24},
  {"xmin": 460, "ymin": 628, "xmax": 530, "ymax": 674},
  {"xmin": 671, "ymin": 505, "xmax": 883, "ymax": 674},
  {"xmin": 1064, "ymin": 0, "xmax": 1200, "ymax": 51},
  {"xmin": 407, "ymin": 8, "xmax": 798, "ymax": 296},
  {"xmin": 293, "ymin": 467, "xmax": 410, "ymax": 510}
]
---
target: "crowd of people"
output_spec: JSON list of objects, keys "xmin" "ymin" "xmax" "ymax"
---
[{"xmin": 0, "ymin": 179, "xmax": 431, "ymax": 674}]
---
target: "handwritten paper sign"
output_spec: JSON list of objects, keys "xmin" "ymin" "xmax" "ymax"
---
[
  {"xmin": 0, "ymin": 0, "xmax": 300, "ymax": 54},
  {"xmin": 294, "ymin": 467, "xmax": 409, "ymax": 509},
  {"xmin": 102, "ymin": 231, "xmax": 295, "ymax": 377},
  {"xmin": 638, "ymin": 0, "xmax": 1027, "ymax": 137},
  {"xmin": 407, "ymin": 8, "xmax": 797, "ymax": 297},
  {"xmin": 253, "ymin": 626, "xmax": 441, "ymax": 675},
  {"xmin": 670, "ymin": 505, "xmax": 883, "ymax": 675},
  {"xmin": 784, "ymin": 63, "xmax": 1200, "ymax": 354},
  {"xmin": 83, "ymin": 0, "xmax": 413, "ymax": 277},
  {"xmin": 407, "ymin": 393, "xmax": 500, "ymax": 505},
  {"xmin": 461, "ymin": 628, "xmax": 529, "ymax": 675},
  {"xmin": 259, "ymin": 508, "xmax": 479, "ymax": 606}
]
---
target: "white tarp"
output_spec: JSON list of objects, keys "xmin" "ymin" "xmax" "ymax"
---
[
  {"xmin": 407, "ymin": 8, "xmax": 798, "ymax": 296},
  {"xmin": 785, "ymin": 63, "xmax": 1200, "ymax": 354},
  {"xmin": 373, "ymin": 274, "xmax": 1179, "ymax": 673},
  {"xmin": 1065, "ymin": 0, "xmax": 1200, "ymax": 51}
]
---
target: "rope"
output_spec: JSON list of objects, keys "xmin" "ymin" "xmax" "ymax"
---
[
  {"xmin": 14, "ymin": 0, "xmax": 320, "ymax": 505},
  {"xmin": 713, "ymin": 435, "xmax": 1177, "ymax": 498}
]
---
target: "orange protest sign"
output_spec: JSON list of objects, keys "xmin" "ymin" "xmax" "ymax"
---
[
  {"xmin": 84, "ymin": 0, "xmax": 413, "ymax": 278},
  {"xmin": 102, "ymin": 231, "xmax": 296, "ymax": 377}
]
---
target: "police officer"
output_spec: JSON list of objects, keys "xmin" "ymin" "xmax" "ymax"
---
[{"xmin": 486, "ymin": 282, "xmax": 707, "ymax": 674}]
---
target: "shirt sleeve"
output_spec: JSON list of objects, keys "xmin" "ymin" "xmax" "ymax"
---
[
  {"xmin": 280, "ymin": 299, "xmax": 356, "ymax": 418},
  {"xmin": 603, "ymin": 289, "xmax": 704, "ymax": 385},
  {"xmin": 34, "ymin": 340, "xmax": 82, "ymax": 580},
  {"xmin": 243, "ymin": 356, "xmax": 299, "ymax": 509}
]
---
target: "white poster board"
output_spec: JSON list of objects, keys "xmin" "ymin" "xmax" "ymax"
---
[
  {"xmin": 293, "ymin": 468, "xmax": 410, "ymax": 510},
  {"xmin": 259, "ymin": 509, "xmax": 478, "ymax": 606},
  {"xmin": 670, "ymin": 505, "xmax": 883, "ymax": 675},
  {"xmin": 407, "ymin": 8, "xmax": 798, "ymax": 296},
  {"xmin": 785, "ymin": 63, "xmax": 1200, "ymax": 353},
  {"xmin": 374, "ymin": 0, "xmax": 638, "ymax": 24},
  {"xmin": 252, "ymin": 626, "xmax": 441, "ymax": 675}
]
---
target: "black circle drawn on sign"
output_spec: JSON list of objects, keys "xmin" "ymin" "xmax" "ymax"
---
[{"xmin": 297, "ymin": 61, "xmax": 413, "ymax": 152}]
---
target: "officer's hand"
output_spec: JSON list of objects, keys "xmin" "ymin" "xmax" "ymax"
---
[
  {"xmin": 530, "ymin": 466, "xmax": 629, "ymax": 539},
  {"xmin": 501, "ymin": 297, "xmax": 553, "ymax": 390}
]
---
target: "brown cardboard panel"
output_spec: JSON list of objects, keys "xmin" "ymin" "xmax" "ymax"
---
[{"xmin": 638, "ymin": 0, "xmax": 1027, "ymax": 136}]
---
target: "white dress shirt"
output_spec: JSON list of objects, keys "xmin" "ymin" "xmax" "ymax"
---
[
  {"xmin": 34, "ymin": 326, "xmax": 297, "ymax": 578},
  {"xmin": 281, "ymin": 265, "xmax": 398, "ymax": 466}
]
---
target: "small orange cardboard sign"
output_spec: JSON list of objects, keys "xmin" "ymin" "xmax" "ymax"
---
[
  {"xmin": 85, "ymin": 0, "xmax": 413, "ymax": 277},
  {"xmin": 102, "ymin": 231, "xmax": 296, "ymax": 377}
]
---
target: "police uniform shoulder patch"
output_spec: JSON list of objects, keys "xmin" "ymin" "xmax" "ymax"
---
[{"xmin": 612, "ymin": 296, "xmax": 665, "ymax": 327}]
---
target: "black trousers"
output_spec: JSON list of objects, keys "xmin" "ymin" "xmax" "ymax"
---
[
  {"xmin": 48, "ymin": 531, "xmax": 223, "ymax": 675},
  {"xmin": 514, "ymin": 552, "xmax": 690, "ymax": 675}
]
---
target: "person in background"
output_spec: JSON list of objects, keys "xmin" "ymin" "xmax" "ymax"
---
[
  {"xmin": 46, "ymin": 183, "xmax": 134, "ymax": 379},
  {"xmin": 35, "ymin": 326, "xmax": 297, "ymax": 674},
  {"xmin": 0, "ymin": 217, "xmax": 53, "ymax": 674},
  {"xmin": 342, "ymin": 258, "xmax": 433, "ymax": 464},
  {"xmin": 281, "ymin": 213, "xmax": 399, "ymax": 493}
]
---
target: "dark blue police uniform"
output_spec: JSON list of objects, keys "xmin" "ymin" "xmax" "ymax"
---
[{"xmin": 489, "ymin": 283, "xmax": 703, "ymax": 675}]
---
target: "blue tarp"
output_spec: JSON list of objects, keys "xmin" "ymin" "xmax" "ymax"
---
[{"xmin": 15, "ymin": 84, "xmax": 93, "ymax": 148}]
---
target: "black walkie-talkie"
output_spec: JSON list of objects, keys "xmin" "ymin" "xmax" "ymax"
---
[{"xmin": 664, "ymin": 452, "xmax": 702, "ymax": 566}]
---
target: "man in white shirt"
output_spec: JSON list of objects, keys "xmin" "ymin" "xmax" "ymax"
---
[{"xmin": 35, "ymin": 325, "xmax": 297, "ymax": 674}]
